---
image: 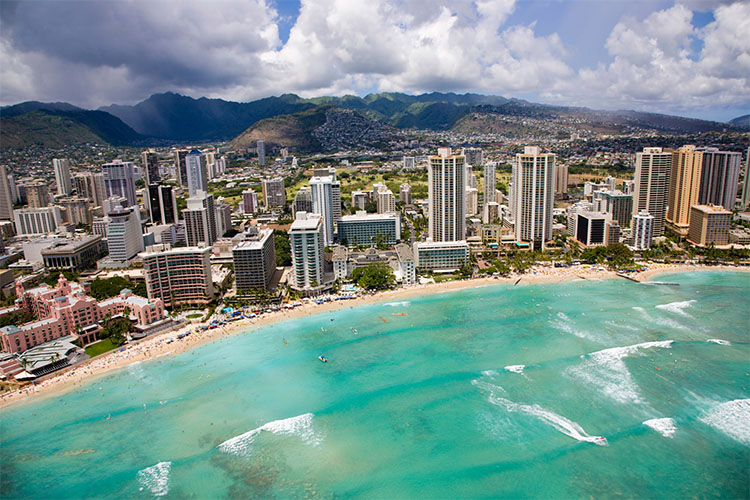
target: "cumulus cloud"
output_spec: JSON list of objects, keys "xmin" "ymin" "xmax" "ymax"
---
[{"xmin": 0, "ymin": 0, "xmax": 747, "ymax": 119}]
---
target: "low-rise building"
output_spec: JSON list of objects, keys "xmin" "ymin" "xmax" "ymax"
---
[
  {"xmin": 41, "ymin": 235, "xmax": 107, "ymax": 271},
  {"xmin": 330, "ymin": 243, "xmax": 416, "ymax": 286},
  {"xmin": 13, "ymin": 206, "xmax": 63, "ymax": 236},
  {"xmin": 413, "ymin": 240, "xmax": 470, "ymax": 272}
]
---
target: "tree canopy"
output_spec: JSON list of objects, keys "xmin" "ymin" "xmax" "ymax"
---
[
  {"xmin": 274, "ymin": 230, "xmax": 291, "ymax": 267},
  {"xmin": 351, "ymin": 263, "xmax": 395, "ymax": 290}
]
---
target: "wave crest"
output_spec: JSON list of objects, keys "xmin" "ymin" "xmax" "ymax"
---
[
  {"xmin": 217, "ymin": 413, "xmax": 320, "ymax": 456},
  {"xmin": 643, "ymin": 418, "xmax": 677, "ymax": 438},
  {"xmin": 699, "ymin": 399, "xmax": 750, "ymax": 446},
  {"xmin": 137, "ymin": 462, "xmax": 171, "ymax": 497}
]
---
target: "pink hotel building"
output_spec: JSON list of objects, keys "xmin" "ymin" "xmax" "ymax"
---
[{"xmin": 0, "ymin": 275, "xmax": 166, "ymax": 354}]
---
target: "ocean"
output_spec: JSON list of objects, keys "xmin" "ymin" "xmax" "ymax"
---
[{"xmin": 1, "ymin": 271, "xmax": 748, "ymax": 499}]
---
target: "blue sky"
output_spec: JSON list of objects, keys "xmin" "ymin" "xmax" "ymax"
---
[{"xmin": 0, "ymin": 0, "xmax": 747, "ymax": 121}]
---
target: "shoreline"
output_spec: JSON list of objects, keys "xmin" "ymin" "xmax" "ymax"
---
[{"xmin": 1, "ymin": 263, "xmax": 747, "ymax": 410}]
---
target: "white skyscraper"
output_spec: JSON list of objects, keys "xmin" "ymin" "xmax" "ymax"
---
[
  {"xmin": 512, "ymin": 146, "xmax": 556, "ymax": 250},
  {"xmin": 106, "ymin": 205, "xmax": 144, "ymax": 262},
  {"xmin": 289, "ymin": 212, "xmax": 325, "ymax": 291},
  {"xmin": 376, "ymin": 189, "xmax": 396, "ymax": 214},
  {"xmin": 310, "ymin": 175, "xmax": 335, "ymax": 246},
  {"xmin": 428, "ymin": 148, "xmax": 466, "ymax": 242},
  {"xmin": 102, "ymin": 160, "xmax": 137, "ymax": 207},
  {"xmin": 484, "ymin": 163, "xmax": 496, "ymax": 203},
  {"xmin": 632, "ymin": 211, "xmax": 654, "ymax": 250},
  {"xmin": 632, "ymin": 147, "xmax": 671, "ymax": 237},
  {"xmin": 53, "ymin": 159, "xmax": 72, "ymax": 196},
  {"xmin": 185, "ymin": 149, "xmax": 208, "ymax": 196},
  {"xmin": 466, "ymin": 187, "xmax": 478, "ymax": 216},
  {"xmin": 0, "ymin": 165, "xmax": 13, "ymax": 220},
  {"xmin": 183, "ymin": 191, "xmax": 217, "ymax": 247}
]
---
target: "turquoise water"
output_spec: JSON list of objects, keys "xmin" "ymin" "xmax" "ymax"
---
[{"xmin": 1, "ymin": 271, "xmax": 749, "ymax": 499}]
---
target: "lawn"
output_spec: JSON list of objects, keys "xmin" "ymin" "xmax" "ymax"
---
[
  {"xmin": 186, "ymin": 313, "xmax": 203, "ymax": 319},
  {"xmin": 84, "ymin": 338, "xmax": 118, "ymax": 357}
]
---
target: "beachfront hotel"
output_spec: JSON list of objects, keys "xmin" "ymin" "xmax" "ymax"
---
[
  {"xmin": 511, "ymin": 146, "xmax": 556, "ymax": 250},
  {"xmin": 667, "ymin": 145, "xmax": 703, "ymax": 236},
  {"xmin": 413, "ymin": 240, "xmax": 470, "ymax": 273},
  {"xmin": 0, "ymin": 275, "xmax": 166, "ymax": 354},
  {"xmin": 289, "ymin": 212, "xmax": 328, "ymax": 294},
  {"xmin": 428, "ymin": 148, "xmax": 466, "ymax": 242},
  {"xmin": 140, "ymin": 245, "xmax": 214, "ymax": 307},
  {"xmin": 633, "ymin": 147, "xmax": 672, "ymax": 237},
  {"xmin": 232, "ymin": 227, "xmax": 277, "ymax": 293},
  {"xmin": 337, "ymin": 211, "xmax": 401, "ymax": 247},
  {"xmin": 687, "ymin": 204, "xmax": 732, "ymax": 247}
]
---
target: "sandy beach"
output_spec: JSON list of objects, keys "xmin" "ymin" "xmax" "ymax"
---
[{"xmin": 1, "ymin": 263, "xmax": 747, "ymax": 409}]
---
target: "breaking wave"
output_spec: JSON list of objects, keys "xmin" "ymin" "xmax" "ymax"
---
[
  {"xmin": 550, "ymin": 312, "xmax": 592, "ymax": 340},
  {"xmin": 565, "ymin": 341, "xmax": 673, "ymax": 405},
  {"xmin": 137, "ymin": 462, "xmax": 171, "ymax": 497},
  {"xmin": 706, "ymin": 339, "xmax": 731, "ymax": 346},
  {"xmin": 217, "ymin": 413, "xmax": 320, "ymax": 456},
  {"xmin": 643, "ymin": 418, "xmax": 677, "ymax": 438},
  {"xmin": 383, "ymin": 301, "xmax": 410, "ymax": 307},
  {"xmin": 473, "ymin": 380, "xmax": 607, "ymax": 446},
  {"xmin": 655, "ymin": 300, "xmax": 696, "ymax": 316},
  {"xmin": 504, "ymin": 365, "xmax": 525, "ymax": 374},
  {"xmin": 699, "ymin": 399, "xmax": 750, "ymax": 446}
]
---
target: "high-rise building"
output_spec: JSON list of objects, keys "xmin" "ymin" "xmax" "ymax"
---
[
  {"xmin": 140, "ymin": 246, "xmax": 214, "ymax": 307},
  {"xmin": 13, "ymin": 207, "xmax": 63, "ymax": 235},
  {"xmin": 484, "ymin": 164, "xmax": 496, "ymax": 203},
  {"xmin": 463, "ymin": 147, "xmax": 483, "ymax": 167},
  {"xmin": 58, "ymin": 197, "xmax": 91, "ymax": 226},
  {"xmin": 402, "ymin": 156, "xmax": 416, "ymax": 170},
  {"xmin": 24, "ymin": 181, "xmax": 51, "ymax": 208},
  {"xmin": 147, "ymin": 184, "xmax": 178, "ymax": 225},
  {"xmin": 0, "ymin": 166, "xmax": 14, "ymax": 220},
  {"xmin": 243, "ymin": 190, "xmax": 259, "ymax": 215},
  {"xmin": 314, "ymin": 167, "xmax": 341, "ymax": 223},
  {"xmin": 232, "ymin": 227, "xmax": 277, "ymax": 293},
  {"xmin": 400, "ymin": 183, "xmax": 412, "ymax": 204},
  {"xmin": 376, "ymin": 189, "xmax": 396, "ymax": 214},
  {"xmin": 631, "ymin": 211, "xmax": 654, "ymax": 250},
  {"xmin": 53, "ymin": 159, "xmax": 72, "ymax": 196},
  {"xmin": 605, "ymin": 176, "xmax": 617, "ymax": 192},
  {"xmin": 183, "ymin": 191, "xmax": 217, "ymax": 247},
  {"xmin": 742, "ymin": 147, "xmax": 750, "ymax": 208},
  {"xmin": 622, "ymin": 180, "xmax": 635, "ymax": 195},
  {"xmin": 599, "ymin": 190, "xmax": 634, "ymax": 228},
  {"xmin": 289, "ymin": 212, "xmax": 325, "ymax": 291},
  {"xmin": 483, "ymin": 201, "xmax": 500, "ymax": 224},
  {"xmin": 512, "ymin": 146, "xmax": 556, "ymax": 250},
  {"xmin": 262, "ymin": 177, "xmax": 286, "ymax": 209},
  {"xmin": 575, "ymin": 212, "xmax": 607, "ymax": 247},
  {"xmin": 214, "ymin": 199, "xmax": 232, "ymax": 238},
  {"xmin": 257, "ymin": 140, "xmax": 266, "ymax": 166},
  {"xmin": 687, "ymin": 204, "xmax": 731, "ymax": 247},
  {"xmin": 351, "ymin": 191, "xmax": 370, "ymax": 210},
  {"xmin": 465, "ymin": 165, "xmax": 477, "ymax": 189},
  {"xmin": 667, "ymin": 145, "xmax": 703, "ymax": 235},
  {"xmin": 696, "ymin": 147, "xmax": 742, "ymax": 211},
  {"xmin": 142, "ymin": 150, "xmax": 160, "ymax": 185},
  {"xmin": 633, "ymin": 147, "xmax": 672, "ymax": 238},
  {"xmin": 337, "ymin": 211, "xmax": 401, "ymax": 247},
  {"xmin": 102, "ymin": 160, "xmax": 137, "ymax": 207},
  {"xmin": 106, "ymin": 205, "xmax": 144, "ymax": 262},
  {"xmin": 73, "ymin": 173, "xmax": 106, "ymax": 207},
  {"xmin": 310, "ymin": 176, "xmax": 335, "ymax": 246},
  {"xmin": 7, "ymin": 172, "xmax": 18, "ymax": 205},
  {"xmin": 292, "ymin": 187, "xmax": 312, "ymax": 217},
  {"xmin": 185, "ymin": 149, "xmax": 208, "ymax": 196},
  {"xmin": 466, "ymin": 187, "xmax": 478, "ymax": 216},
  {"xmin": 174, "ymin": 149, "xmax": 189, "ymax": 187},
  {"xmin": 428, "ymin": 148, "xmax": 466, "ymax": 242}
]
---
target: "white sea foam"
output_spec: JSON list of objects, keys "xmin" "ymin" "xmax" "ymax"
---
[
  {"xmin": 474, "ymin": 380, "xmax": 607, "ymax": 446},
  {"xmin": 504, "ymin": 365, "xmax": 525, "ymax": 374},
  {"xmin": 632, "ymin": 306, "xmax": 645, "ymax": 312},
  {"xmin": 550, "ymin": 312, "xmax": 592, "ymax": 340},
  {"xmin": 643, "ymin": 418, "xmax": 677, "ymax": 438},
  {"xmin": 565, "ymin": 341, "xmax": 673, "ymax": 405},
  {"xmin": 217, "ymin": 413, "xmax": 320, "ymax": 456},
  {"xmin": 137, "ymin": 462, "xmax": 171, "ymax": 497},
  {"xmin": 655, "ymin": 300, "xmax": 696, "ymax": 316},
  {"xmin": 707, "ymin": 339, "xmax": 731, "ymax": 346},
  {"xmin": 481, "ymin": 370, "xmax": 499, "ymax": 377},
  {"xmin": 383, "ymin": 301, "xmax": 410, "ymax": 307},
  {"xmin": 699, "ymin": 399, "xmax": 750, "ymax": 446}
]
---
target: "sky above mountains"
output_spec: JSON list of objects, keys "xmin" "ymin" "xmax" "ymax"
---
[{"xmin": 1, "ymin": 0, "xmax": 747, "ymax": 122}]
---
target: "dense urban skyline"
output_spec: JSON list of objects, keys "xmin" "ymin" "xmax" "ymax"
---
[{"xmin": 0, "ymin": 0, "xmax": 748, "ymax": 122}]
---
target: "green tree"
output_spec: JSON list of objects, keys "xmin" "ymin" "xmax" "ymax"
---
[
  {"xmin": 351, "ymin": 263, "xmax": 395, "ymax": 290},
  {"xmin": 274, "ymin": 230, "xmax": 291, "ymax": 266}
]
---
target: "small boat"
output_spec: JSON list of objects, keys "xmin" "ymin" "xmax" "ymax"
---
[{"xmin": 318, "ymin": 355, "xmax": 328, "ymax": 363}]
